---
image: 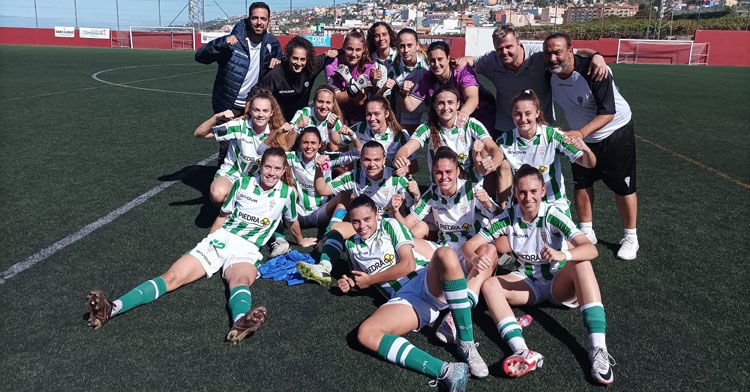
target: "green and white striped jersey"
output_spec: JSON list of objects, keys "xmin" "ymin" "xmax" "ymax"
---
[
  {"xmin": 286, "ymin": 150, "xmax": 359, "ymax": 216},
  {"xmin": 479, "ymin": 202, "xmax": 582, "ymax": 281},
  {"xmin": 290, "ymin": 106, "xmax": 343, "ymax": 145},
  {"xmin": 343, "ymin": 122, "xmax": 414, "ymax": 163},
  {"xmin": 410, "ymin": 178, "xmax": 495, "ymax": 247},
  {"xmin": 412, "ymin": 117, "xmax": 491, "ymax": 180},
  {"xmin": 328, "ymin": 167, "xmax": 415, "ymax": 219},
  {"xmin": 496, "ymin": 124, "xmax": 582, "ymax": 204},
  {"xmin": 345, "ymin": 218, "xmax": 429, "ymax": 298},
  {"xmin": 214, "ymin": 118, "xmax": 270, "ymax": 178},
  {"xmin": 372, "ymin": 49, "xmax": 398, "ymax": 74},
  {"xmin": 221, "ymin": 173, "xmax": 298, "ymax": 248}
]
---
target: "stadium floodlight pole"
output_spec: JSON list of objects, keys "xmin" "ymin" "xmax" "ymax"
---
[
  {"xmin": 646, "ymin": 0, "xmax": 653, "ymax": 39},
  {"xmin": 599, "ymin": 2, "xmax": 605, "ymax": 39},
  {"xmin": 74, "ymin": 0, "xmax": 78, "ymax": 29},
  {"xmin": 33, "ymin": 0, "xmax": 38, "ymax": 28},
  {"xmin": 159, "ymin": 0, "xmax": 162, "ymax": 26},
  {"xmin": 116, "ymin": 0, "xmax": 121, "ymax": 32}
]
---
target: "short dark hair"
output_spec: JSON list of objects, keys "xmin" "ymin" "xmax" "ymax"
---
[
  {"xmin": 249, "ymin": 2, "xmax": 270, "ymax": 16},
  {"xmin": 299, "ymin": 126, "xmax": 322, "ymax": 143},
  {"xmin": 427, "ymin": 41, "xmax": 450, "ymax": 57},
  {"xmin": 349, "ymin": 194, "xmax": 378, "ymax": 214},
  {"xmin": 543, "ymin": 32, "xmax": 572, "ymax": 50},
  {"xmin": 397, "ymin": 28, "xmax": 419, "ymax": 42},
  {"xmin": 362, "ymin": 140, "xmax": 385, "ymax": 155},
  {"xmin": 512, "ymin": 164, "xmax": 544, "ymax": 187}
]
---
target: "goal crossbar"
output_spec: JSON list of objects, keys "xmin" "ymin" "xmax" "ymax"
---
[{"xmin": 129, "ymin": 26, "xmax": 196, "ymax": 51}]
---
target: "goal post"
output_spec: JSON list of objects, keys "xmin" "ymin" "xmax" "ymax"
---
[
  {"xmin": 129, "ymin": 26, "xmax": 196, "ymax": 51},
  {"xmin": 616, "ymin": 39, "xmax": 708, "ymax": 65}
]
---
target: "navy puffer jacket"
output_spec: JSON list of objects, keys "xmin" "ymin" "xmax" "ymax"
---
[{"xmin": 195, "ymin": 19, "xmax": 283, "ymax": 113}]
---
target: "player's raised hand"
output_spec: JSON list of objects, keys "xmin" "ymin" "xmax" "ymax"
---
[
  {"xmin": 338, "ymin": 124, "xmax": 354, "ymax": 136},
  {"xmin": 401, "ymin": 80, "xmax": 414, "ymax": 96},
  {"xmin": 338, "ymin": 274, "xmax": 355, "ymax": 293},
  {"xmin": 351, "ymin": 270, "xmax": 372, "ymax": 289},
  {"xmin": 475, "ymin": 189, "xmax": 493, "ymax": 210},
  {"xmin": 269, "ymin": 58, "xmax": 281, "ymax": 69},
  {"xmin": 540, "ymin": 246, "xmax": 566, "ymax": 262},
  {"xmin": 454, "ymin": 56, "xmax": 470, "ymax": 70},
  {"xmin": 225, "ymin": 35, "xmax": 238, "ymax": 45},
  {"xmin": 384, "ymin": 79, "xmax": 397, "ymax": 90},
  {"xmin": 315, "ymin": 154, "xmax": 331, "ymax": 171},
  {"xmin": 326, "ymin": 49, "xmax": 339, "ymax": 58},
  {"xmin": 393, "ymin": 156, "xmax": 410, "ymax": 174},
  {"xmin": 455, "ymin": 111, "xmax": 469, "ymax": 128},
  {"xmin": 391, "ymin": 194, "xmax": 404, "ymax": 211},
  {"xmin": 473, "ymin": 139, "xmax": 486, "ymax": 155},
  {"xmin": 216, "ymin": 109, "xmax": 236, "ymax": 121},
  {"xmin": 297, "ymin": 114, "xmax": 310, "ymax": 128},
  {"xmin": 568, "ymin": 136, "xmax": 587, "ymax": 150},
  {"xmin": 326, "ymin": 113, "xmax": 339, "ymax": 128},
  {"xmin": 370, "ymin": 68, "xmax": 383, "ymax": 85},
  {"xmin": 407, "ymin": 179, "xmax": 420, "ymax": 198}
]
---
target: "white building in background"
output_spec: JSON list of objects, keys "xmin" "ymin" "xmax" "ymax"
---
[
  {"xmin": 401, "ymin": 8, "xmax": 418, "ymax": 22},
  {"xmin": 540, "ymin": 6, "xmax": 566, "ymax": 25},
  {"xmin": 502, "ymin": 10, "xmax": 537, "ymax": 26}
]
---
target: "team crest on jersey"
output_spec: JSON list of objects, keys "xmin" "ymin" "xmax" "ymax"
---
[
  {"xmin": 460, "ymin": 204, "xmax": 467, "ymax": 214},
  {"xmin": 540, "ymin": 231, "xmax": 548, "ymax": 243},
  {"xmin": 538, "ymin": 145, "xmax": 546, "ymax": 155},
  {"xmin": 304, "ymin": 81, "xmax": 310, "ymax": 87},
  {"xmin": 577, "ymin": 96, "xmax": 584, "ymax": 105},
  {"xmin": 539, "ymin": 166, "xmax": 548, "ymax": 174}
]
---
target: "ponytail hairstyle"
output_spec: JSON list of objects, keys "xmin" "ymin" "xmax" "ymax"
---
[
  {"xmin": 512, "ymin": 163, "xmax": 544, "ymax": 188},
  {"xmin": 366, "ymin": 97, "xmax": 404, "ymax": 137},
  {"xmin": 432, "ymin": 145, "xmax": 466, "ymax": 180},
  {"xmin": 427, "ymin": 85, "xmax": 462, "ymax": 150},
  {"xmin": 511, "ymin": 89, "xmax": 548, "ymax": 125},
  {"xmin": 395, "ymin": 28, "xmax": 427, "ymax": 64},
  {"xmin": 313, "ymin": 85, "xmax": 345, "ymax": 124},
  {"xmin": 427, "ymin": 41, "xmax": 454, "ymax": 73},
  {"xmin": 342, "ymin": 29, "xmax": 372, "ymax": 73},
  {"xmin": 260, "ymin": 147, "xmax": 295, "ymax": 187},
  {"xmin": 367, "ymin": 22, "xmax": 397, "ymax": 58},
  {"xmin": 247, "ymin": 88, "xmax": 290, "ymax": 149}
]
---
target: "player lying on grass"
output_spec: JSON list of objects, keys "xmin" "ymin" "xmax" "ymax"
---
[
  {"xmin": 394, "ymin": 85, "xmax": 502, "ymax": 185},
  {"xmin": 289, "ymin": 85, "xmax": 348, "ymax": 150},
  {"xmin": 491, "ymin": 88, "xmax": 595, "ymax": 216},
  {"xmin": 297, "ymin": 140, "xmax": 420, "ymax": 285},
  {"xmin": 339, "ymin": 195, "xmax": 489, "ymax": 387},
  {"xmin": 85, "ymin": 148, "xmax": 317, "ymax": 344},
  {"xmin": 461, "ymin": 164, "xmax": 615, "ymax": 385},
  {"xmin": 391, "ymin": 147, "xmax": 500, "ymax": 346},
  {"xmin": 194, "ymin": 89, "xmax": 296, "ymax": 205}
]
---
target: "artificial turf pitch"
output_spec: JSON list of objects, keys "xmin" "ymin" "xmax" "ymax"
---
[{"xmin": 0, "ymin": 45, "xmax": 748, "ymax": 391}]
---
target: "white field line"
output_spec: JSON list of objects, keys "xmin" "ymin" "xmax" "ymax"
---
[{"xmin": 0, "ymin": 153, "xmax": 218, "ymax": 284}]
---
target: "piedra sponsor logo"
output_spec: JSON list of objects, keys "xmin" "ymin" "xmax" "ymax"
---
[
  {"xmin": 237, "ymin": 211, "xmax": 270, "ymax": 226},
  {"xmin": 365, "ymin": 253, "xmax": 396, "ymax": 274}
]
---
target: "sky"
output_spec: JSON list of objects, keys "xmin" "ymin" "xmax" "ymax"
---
[{"xmin": 0, "ymin": 0, "xmax": 342, "ymax": 30}]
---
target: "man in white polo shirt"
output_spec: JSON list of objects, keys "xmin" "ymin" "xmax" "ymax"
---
[{"xmin": 543, "ymin": 32, "xmax": 639, "ymax": 260}]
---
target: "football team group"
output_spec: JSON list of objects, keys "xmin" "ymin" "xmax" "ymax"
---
[{"xmin": 85, "ymin": 2, "xmax": 639, "ymax": 390}]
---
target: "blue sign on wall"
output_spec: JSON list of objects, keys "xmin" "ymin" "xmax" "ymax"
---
[{"xmin": 302, "ymin": 35, "xmax": 331, "ymax": 47}]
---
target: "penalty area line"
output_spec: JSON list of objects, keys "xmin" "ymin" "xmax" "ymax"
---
[
  {"xmin": 635, "ymin": 135, "xmax": 750, "ymax": 190},
  {"xmin": 0, "ymin": 153, "xmax": 218, "ymax": 285}
]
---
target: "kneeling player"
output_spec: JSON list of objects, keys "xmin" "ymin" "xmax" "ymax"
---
[
  {"xmin": 462, "ymin": 164, "xmax": 615, "ymax": 384},
  {"xmin": 85, "ymin": 148, "xmax": 316, "ymax": 344},
  {"xmin": 339, "ymin": 195, "xmax": 489, "ymax": 387}
]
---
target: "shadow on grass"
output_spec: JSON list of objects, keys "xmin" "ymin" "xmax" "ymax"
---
[
  {"xmin": 597, "ymin": 239, "xmax": 622, "ymax": 259},
  {"xmin": 158, "ymin": 164, "xmax": 219, "ymax": 229}
]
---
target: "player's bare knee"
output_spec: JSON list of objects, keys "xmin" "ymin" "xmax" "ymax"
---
[
  {"xmin": 434, "ymin": 247, "xmax": 461, "ymax": 272},
  {"xmin": 357, "ymin": 322, "xmax": 382, "ymax": 351}
]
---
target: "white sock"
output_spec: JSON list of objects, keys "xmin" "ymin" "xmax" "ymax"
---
[
  {"xmin": 110, "ymin": 299, "xmax": 123, "ymax": 317},
  {"xmin": 507, "ymin": 336, "xmax": 528, "ymax": 353},
  {"xmin": 320, "ymin": 260, "xmax": 332, "ymax": 271},
  {"xmin": 589, "ymin": 333, "xmax": 607, "ymax": 351},
  {"xmin": 624, "ymin": 228, "xmax": 637, "ymax": 238}
]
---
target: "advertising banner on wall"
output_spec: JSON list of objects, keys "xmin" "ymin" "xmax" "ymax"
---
[
  {"xmin": 200, "ymin": 31, "xmax": 225, "ymax": 44},
  {"xmin": 80, "ymin": 27, "xmax": 110, "ymax": 39},
  {"xmin": 301, "ymin": 35, "xmax": 331, "ymax": 47},
  {"xmin": 54, "ymin": 26, "xmax": 75, "ymax": 38}
]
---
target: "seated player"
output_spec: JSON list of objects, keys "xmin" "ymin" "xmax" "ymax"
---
[
  {"xmin": 297, "ymin": 140, "xmax": 419, "ymax": 285},
  {"xmin": 461, "ymin": 164, "xmax": 615, "ymax": 384},
  {"xmin": 339, "ymin": 195, "xmax": 489, "ymax": 384},
  {"xmin": 391, "ymin": 147, "xmax": 499, "ymax": 344},
  {"xmin": 194, "ymin": 89, "xmax": 296, "ymax": 205},
  {"xmin": 339, "ymin": 97, "xmax": 417, "ymax": 173},
  {"xmin": 290, "ymin": 85, "xmax": 348, "ymax": 149},
  {"xmin": 394, "ymin": 85, "xmax": 502, "ymax": 183},
  {"xmin": 491, "ymin": 89, "xmax": 595, "ymax": 214},
  {"xmin": 85, "ymin": 148, "xmax": 317, "ymax": 344},
  {"xmin": 275, "ymin": 126, "xmax": 359, "ymax": 231}
]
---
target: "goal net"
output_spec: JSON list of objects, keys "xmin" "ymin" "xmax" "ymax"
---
[
  {"xmin": 129, "ymin": 26, "xmax": 196, "ymax": 50},
  {"xmin": 616, "ymin": 39, "xmax": 709, "ymax": 65}
]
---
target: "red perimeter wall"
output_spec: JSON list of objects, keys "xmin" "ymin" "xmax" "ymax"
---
[{"xmin": 1, "ymin": 27, "xmax": 747, "ymax": 66}]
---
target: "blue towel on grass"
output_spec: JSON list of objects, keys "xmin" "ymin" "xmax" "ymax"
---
[{"xmin": 258, "ymin": 250, "xmax": 316, "ymax": 286}]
